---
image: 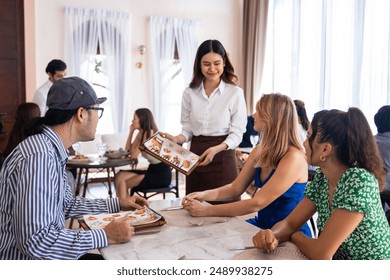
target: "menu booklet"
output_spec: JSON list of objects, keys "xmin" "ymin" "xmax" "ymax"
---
[
  {"xmin": 80, "ymin": 207, "xmax": 166, "ymax": 231},
  {"xmin": 140, "ymin": 132, "xmax": 200, "ymax": 176}
]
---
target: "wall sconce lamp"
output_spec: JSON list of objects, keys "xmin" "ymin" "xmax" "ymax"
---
[{"xmin": 135, "ymin": 45, "xmax": 147, "ymax": 69}]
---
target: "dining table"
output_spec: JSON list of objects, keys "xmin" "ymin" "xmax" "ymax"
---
[
  {"xmin": 66, "ymin": 156, "xmax": 134, "ymax": 198},
  {"xmin": 235, "ymin": 147, "xmax": 253, "ymax": 154},
  {"xmin": 97, "ymin": 198, "xmax": 309, "ymax": 260}
]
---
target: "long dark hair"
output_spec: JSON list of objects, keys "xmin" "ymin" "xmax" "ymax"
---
[
  {"xmin": 309, "ymin": 108, "xmax": 386, "ymax": 190},
  {"xmin": 135, "ymin": 108, "xmax": 158, "ymax": 141},
  {"xmin": 294, "ymin": 99, "xmax": 310, "ymax": 130},
  {"xmin": 189, "ymin": 39, "xmax": 238, "ymax": 88},
  {"xmin": 3, "ymin": 103, "xmax": 41, "ymax": 157},
  {"xmin": 26, "ymin": 108, "xmax": 78, "ymax": 137}
]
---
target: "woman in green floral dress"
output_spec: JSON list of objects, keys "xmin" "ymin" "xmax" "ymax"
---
[{"xmin": 252, "ymin": 108, "xmax": 390, "ymax": 259}]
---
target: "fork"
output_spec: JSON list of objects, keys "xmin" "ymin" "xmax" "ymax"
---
[
  {"xmin": 229, "ymin": 244, "xmax": 286, "ymax": 251},
  {"xmin": 188, "ymin": 217, "xmax": 229, "ymax": 226},
  {"xmin": 134, "ymin": 229, "xmax": 161, "ymax": 235}
]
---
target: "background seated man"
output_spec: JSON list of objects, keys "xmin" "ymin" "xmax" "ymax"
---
[{"xmin": 374, "ymin": 105, "xmax": 390, "ymax": 224}]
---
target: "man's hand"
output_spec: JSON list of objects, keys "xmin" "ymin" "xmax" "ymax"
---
[
  {"xmin": 119, "ymin": 195, "xmax": 148, "ymax": 211},
  {"xmin": 104, "ymin": 216, "xmax": 135, "ymax": 244}
]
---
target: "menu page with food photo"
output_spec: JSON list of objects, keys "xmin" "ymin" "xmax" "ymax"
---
[
  {"xmin": 82, "ymin": 207, "xmax": 165, "ymax": 230},
  {"xmin": 141, "ymin": 132, "xmax": 200, "ymax": 175}
]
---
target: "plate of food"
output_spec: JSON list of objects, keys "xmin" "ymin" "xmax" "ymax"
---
[
  {"xmin": 105, "ymin": 148, "xmax": 131, "ymax": 159},
  {"xmin": 68, "ymin": 154, "xmax": 93, "ymax": 163},
  {"xmin": 83, "ymin": 207, "xmax": 162, "ymax": 230}
]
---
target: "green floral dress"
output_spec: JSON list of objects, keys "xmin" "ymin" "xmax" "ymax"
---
[{"xmin": 305, "ymin": 167, "xmax": 390, "ymax": 260}]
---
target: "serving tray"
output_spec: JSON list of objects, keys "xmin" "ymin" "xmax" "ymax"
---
[{"xmin": 80, "ymin": 207, "xmax": 166, "ymax": 230}]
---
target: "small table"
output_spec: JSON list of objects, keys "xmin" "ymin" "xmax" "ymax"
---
[
  {"xmin": 66, "ymin": 157, "xmax": 133, "ymax": 198},
  {"xmin": 236, "ymin": 147, "xmax": 253, "ymax": 154}
]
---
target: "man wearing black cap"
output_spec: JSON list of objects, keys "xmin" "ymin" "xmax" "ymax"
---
[{"xmin": 0, "ymin": 77, "xmax": 148, "ymax": 260}]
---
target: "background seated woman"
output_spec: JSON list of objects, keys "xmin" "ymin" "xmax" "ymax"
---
[
  {"xmin": 181, "ymin": 93, "xmax": 312, "ymax": 237},
  {"xmin": 115, "ymin": 108, "xmax": 171, "ymax": 199}
]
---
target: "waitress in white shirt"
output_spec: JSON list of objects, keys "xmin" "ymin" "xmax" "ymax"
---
[{"xmin": 164, "ymin": 39, "xmax": 247, "ymax": 203}]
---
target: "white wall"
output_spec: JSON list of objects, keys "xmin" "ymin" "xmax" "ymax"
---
[{"xmin": 26, "ymin": 0, "xmax": 243, "ymax": 118}]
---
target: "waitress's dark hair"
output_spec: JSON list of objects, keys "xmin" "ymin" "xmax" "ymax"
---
[
  {"xmin": 26, "ymin": 108, "xmax": 78, "ymax": 136},
  {"xmin": 189, "ymin": 39, "xmax": 238, "ymax": 88},
  {"xmin": 308, "ymin": 108, "xmax": 385, "ymax": 190}
]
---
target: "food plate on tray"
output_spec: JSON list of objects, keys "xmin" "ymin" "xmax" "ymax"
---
[
  {"xmin": 83, "ymin": 207, "xmax": 163, "ymax": 230},
  {"xmin": 105, "ymin": 149, "xmax": 131, "ymax": 159},
  {"xmin": 68, "ymin": 155, "xmax": 93, "ymax": 163}
]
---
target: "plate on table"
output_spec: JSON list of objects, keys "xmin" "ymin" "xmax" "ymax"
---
[
  {"xmin": 105, "ymin": 149, "xmax": 131, "ymax": 159},
  {"xmin": 68, "ymin": 155, "xmax": 93, "ymax": 163},
  {"xmin": 83, "ymin": 207, "xmax": 162, "ymax": 230}
]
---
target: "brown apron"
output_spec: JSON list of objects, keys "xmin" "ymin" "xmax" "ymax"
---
[{"xmin": 187, "ymin": 135, "xmax": 240, "ymax": 204}]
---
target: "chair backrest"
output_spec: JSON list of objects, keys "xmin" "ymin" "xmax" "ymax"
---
[{"xmin": 131, "ymin": 168, "xmax": 179, "ymax": 200}]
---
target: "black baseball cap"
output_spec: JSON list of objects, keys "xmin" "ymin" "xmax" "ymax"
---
[{"xmin": 46, "ymin": 76, "xmax": 107, "ymax": 110}]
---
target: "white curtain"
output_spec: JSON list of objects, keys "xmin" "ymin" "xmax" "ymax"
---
[
  {"xmin": 174, "ymin": 18, "xmax": 199, "ymax": 84},
  {"xmin": 260, "ymin": 0, "xmax": 390, "ymax": 131},
  {"xmin": 65, "ymin": 7, "xmax": 132, "ymax": 133},
  {"xmin": 149, "ymin": 16, "xmax": 199, "ymax": 131},
  {"xmin": 98, "ymin": 10, "xmax": 132, "ymax": 132},
  {"xmin": 64, "ymin": 7, "xmax": 100, "ymax": 81}
]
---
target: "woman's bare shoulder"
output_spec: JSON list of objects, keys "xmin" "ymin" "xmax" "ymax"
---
[{"xmin": 283, "ymin": 147, "xmax": 307, "ymax": 164}]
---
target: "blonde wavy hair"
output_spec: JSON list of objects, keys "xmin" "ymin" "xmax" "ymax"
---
[{"xmin": 255, "ymin": 93, "xmax": 303, "ymax": 168}]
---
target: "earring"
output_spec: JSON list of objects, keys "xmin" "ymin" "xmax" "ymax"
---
[{"xmin": 319, "ymin": 155, "xmax": 326, "ymax": 162}]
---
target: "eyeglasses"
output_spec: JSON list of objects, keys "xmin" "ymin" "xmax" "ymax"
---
[{"xmin": 86, "ymin": 107, "xmax": 104, "ymax": 119}]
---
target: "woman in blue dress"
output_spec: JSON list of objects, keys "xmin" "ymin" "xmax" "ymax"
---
[{"xmin": 182, "ymin": 93, "xmax": 311, "ymax": 237}]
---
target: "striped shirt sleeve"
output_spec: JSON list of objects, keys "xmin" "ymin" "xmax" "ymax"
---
[{"xmin": 0, "ymin": 129, "xmax": 118, "ymax": 259}]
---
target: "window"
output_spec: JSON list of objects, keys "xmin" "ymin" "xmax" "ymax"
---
[
  {"xmin": 149, "ymin": 16, "xmax": 199, "ymax": 134},
  {"xmin": 65, "ymin": 8, "xmax": 132, "ymax": 133},
  {"xmin": 90, "ymin": 54, "xmax": 114, "ymax": 134},
  {"xmin": 163, "ymin": 43, "xmax": 185, "ymax": 135},
  {"xmin": 260, "ymin": 0, "xmax": 390, "ymax": 131}
]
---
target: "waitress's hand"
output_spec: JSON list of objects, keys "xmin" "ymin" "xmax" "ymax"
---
[
  {"xmin": 159, "ymin": 132, "xmax": 176, "ymax": 143},
  {"xmin": 159, "ymin": 132, "xmax": 186, "ymax": 145},
  {"xmin": 198, "ymin": 147, "xmax": 218, "ymax": 166}
]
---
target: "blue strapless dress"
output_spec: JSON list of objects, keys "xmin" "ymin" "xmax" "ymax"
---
[{"xmin": 246, "ymin": 168, "xmax": 312, "ymax": 237}]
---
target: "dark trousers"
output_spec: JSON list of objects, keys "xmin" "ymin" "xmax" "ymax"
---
[{"xmin": 78, "ymin": 253, "xmax": 105, "ymax": 260}]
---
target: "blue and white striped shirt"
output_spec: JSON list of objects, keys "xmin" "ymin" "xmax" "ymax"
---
[{"xmin": 0, "ymin": 126, "xmax": 120, "ymax": 259}]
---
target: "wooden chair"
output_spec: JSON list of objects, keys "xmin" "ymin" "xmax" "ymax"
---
[{"xmin": 131, "ymin": 168, "xmax": 179, "ymax": 199}]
